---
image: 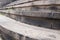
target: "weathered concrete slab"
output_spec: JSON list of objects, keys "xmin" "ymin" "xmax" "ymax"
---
[
  {"xmin": 0, "ymin": 15, "xmax": 60, "ymax": 40},
  {"xmin": 1, "ymin": 9, "xmax": 60, "ymax": 19},
  {"xmin": 6, "ymin": 0, "xmax": 35, "ymax": 7}
]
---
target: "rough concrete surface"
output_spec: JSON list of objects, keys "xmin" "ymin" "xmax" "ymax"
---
[{"xmin": 0, "ymin": 15, "xmax": 60, "ymax": 40}]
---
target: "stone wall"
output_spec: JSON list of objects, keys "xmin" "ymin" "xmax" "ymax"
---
[{"xmin": 0, "ymin": 0, "xmax": 60, "ymax": 30}]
